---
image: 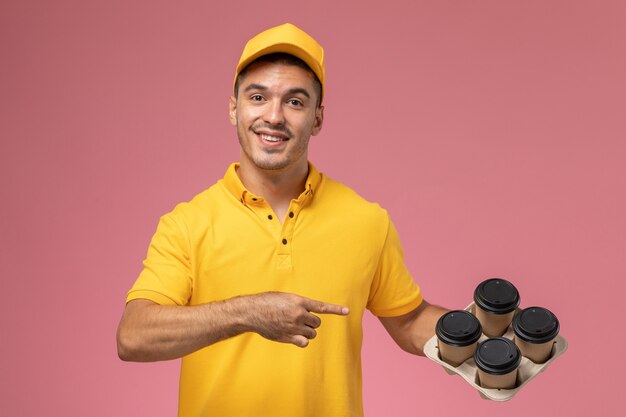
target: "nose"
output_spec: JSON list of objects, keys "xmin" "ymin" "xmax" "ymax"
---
[{"xmin": 263, "ymin": 99, "xmax": 285, "ymax": 126}]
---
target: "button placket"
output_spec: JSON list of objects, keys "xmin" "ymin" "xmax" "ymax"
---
[
  {"xmin": 277, "ymin": 216, "xmax": 294, "ymax": 253},
  {"xmin": 275, "ymin": 201, "xmax": 302, "ymax": 270},
  {"xmin": 276, "ymin": 233, "xmax": 292, "ymax": 270}
]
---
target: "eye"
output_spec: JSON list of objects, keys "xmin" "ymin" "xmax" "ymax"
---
[
  {"xmin": 250, "ymin": 94, "xmax": 264, "ymax": 101},
  {"xmin": 288, "ymin": 99, "xmax": 303, "ymax": 107}
]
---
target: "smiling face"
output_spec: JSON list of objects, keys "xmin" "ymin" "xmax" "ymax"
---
[{"xmin": 229, "ymin": 60, "xmax": 324, "ymax": 173}]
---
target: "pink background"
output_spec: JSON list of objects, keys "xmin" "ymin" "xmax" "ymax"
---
[{"xmin": 1, "ymin": 0, "xmax": 624, "ymax": 416}]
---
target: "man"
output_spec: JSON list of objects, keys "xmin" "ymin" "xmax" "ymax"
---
[{"xmin": 117, "ymin": 23, "xmax": 448, "ymax": 417}]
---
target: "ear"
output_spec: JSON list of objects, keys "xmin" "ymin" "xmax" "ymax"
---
[
  {"xmin": 229, "ymin": 96, "xmax": 237, "ymax": 126},
  {"xmin": 311, "ymin": 105, "xmax": 324, "ymax": 136}
]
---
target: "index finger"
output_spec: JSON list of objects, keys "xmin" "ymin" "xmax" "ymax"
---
[{"xmin": 303, "ymin": 298, "xmax": 350, "ymax": 316}]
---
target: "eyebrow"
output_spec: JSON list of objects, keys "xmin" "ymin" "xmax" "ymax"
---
[
  {"xmin": 243, "ymin": 84, "xmax": 311, "ymax": 99},
  {"xmin": 285, "ymin": 88, "xmax": 311, "ymax": 99}
]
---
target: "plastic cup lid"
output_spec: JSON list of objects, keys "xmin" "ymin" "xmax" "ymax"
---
[
  {"xmin": 436, "ymin": 310, "xmax": 482, "ymax": 347},
  {"xmin": 474, "ymin": 337, "xmax": 521, "ymax": 375},
  {"xmin": 474, "ymin": 278, "xmax": 520, "ymax": 314},
  {"xmin": 513, "ymin": 306, "xmax": 560, "ymax": 343}
]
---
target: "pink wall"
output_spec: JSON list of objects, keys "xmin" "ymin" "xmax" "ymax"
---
[{"xmin": 1, "ymin": 0, "xmax": 624, "ymax": 416}]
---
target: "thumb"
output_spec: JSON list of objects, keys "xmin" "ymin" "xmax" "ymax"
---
[{"xmin": 291, "ymin": 335, "xmax": 310, "ymax": 348}]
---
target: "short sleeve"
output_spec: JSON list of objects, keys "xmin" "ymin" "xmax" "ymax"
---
[
  {"xmin": 126, "ymin": 213, "xmax": 193, "ymax": 306},
  {"xmin": 367, "ymin": 217, "xmax": 423, "ymax": 317}
]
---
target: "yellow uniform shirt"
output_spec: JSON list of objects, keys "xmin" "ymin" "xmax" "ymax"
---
[{"xmin": 127, "ymin": 163, "xmax": 422, "ymax": 417}]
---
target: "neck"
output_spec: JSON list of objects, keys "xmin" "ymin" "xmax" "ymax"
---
[{"xmin": 237, "ymin": 159, "xmax": 309, "ymax": 220}]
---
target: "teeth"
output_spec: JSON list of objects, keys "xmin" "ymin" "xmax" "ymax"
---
[{"xmin": 260, "ymin": 134, "xmax": 286, "ymax": 142}]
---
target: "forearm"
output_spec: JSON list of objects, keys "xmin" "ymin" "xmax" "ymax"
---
[
  {"xmin": 406, "ymin": 302, "xmax": 449, "ymax": 356},
  {"xmin": 117, "ymin": 297, "xmax": 251, "ymax": 362},
  {"xmin": 380, "ymin": 300, "xmax": 449, "ymax": 356},
  {"xmin": 117, "ymin": 292, "xmax": 349, "ymax": 362}
]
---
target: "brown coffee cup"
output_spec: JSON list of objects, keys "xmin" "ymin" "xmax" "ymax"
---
[
  {"xmin": 513, "ymin": 306, "xmax": 560, "ymax": 363},
  {"xmin": 436, "ymin": 310, "xmax": 482, "ymax": 367},
  {"xmin": 474, "ymin": 337, "xmax": 522, "ymax": 389},
  {"xmin": 473, "ymin": 278, "xmax": 520, "ymax": 337}
]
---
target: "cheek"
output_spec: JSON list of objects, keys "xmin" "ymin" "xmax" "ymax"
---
[
  {"xmin": 237, "ymin": 107, "xmax": 262, "ymax": 125},
  {"xmin": 304, "ymin": 115, "xmax": 319, "ymax": 133},
  {"xmin": 235, "ymin": 111, "xmax": 250, "ymax": 129}
]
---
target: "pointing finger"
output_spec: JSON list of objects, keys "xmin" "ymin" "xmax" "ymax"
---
[{"xmin": 304, "ymin": 298, "xmax": 350, "ymax": 316}]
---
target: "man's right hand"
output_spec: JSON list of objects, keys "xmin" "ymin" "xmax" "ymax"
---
[{"xmin": 245, "ymin": 292, "xmax": 350, "ymax": 348}]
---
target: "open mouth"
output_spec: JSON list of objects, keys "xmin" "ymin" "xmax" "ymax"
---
[
  {"xmin": 259, "ymin": 133, "xmax": 289, "ymax": 143},
  {"xmin": 259, "ymin": 133, "xmax": 289, "ymax": 142}
]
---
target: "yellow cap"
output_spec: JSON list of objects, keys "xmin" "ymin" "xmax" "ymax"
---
[{"xmin": 234, "ymin": 23, "xmax": 325, "ymax": 102}]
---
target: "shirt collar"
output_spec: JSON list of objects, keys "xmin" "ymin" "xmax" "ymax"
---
[{"xmin": 220, "ymin": 162, "xmax": 322, "ymax": 204}]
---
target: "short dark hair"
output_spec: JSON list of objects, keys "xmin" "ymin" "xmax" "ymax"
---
[{"xmin": 234, "ymin": 53, "xmax": 322, "ymax": 107}]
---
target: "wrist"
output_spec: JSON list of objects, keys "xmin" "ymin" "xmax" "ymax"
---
[{"xmin": 223, "ymin": 294, "xmax": 258, "ymax": 334}]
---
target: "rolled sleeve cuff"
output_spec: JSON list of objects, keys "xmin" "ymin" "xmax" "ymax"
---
[
  {"xmin": 369, "ymin": 293, "xmax": 423, "ymax": 318},
  {"xmin": 126, "ymin": 289, "xmax": 181, "ymax": 306}
]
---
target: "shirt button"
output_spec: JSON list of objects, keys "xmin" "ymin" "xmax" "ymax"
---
[
  {"xmin": 268, "ymin": 215, "xmax": 273, "ymax": 220},
  {"xmin": 282, "ymin": 238, "xmax": 288, "ymax": 245},
  {"xmin": 289, "ymin": 211, "xmax": 294, "ymax": 218}
]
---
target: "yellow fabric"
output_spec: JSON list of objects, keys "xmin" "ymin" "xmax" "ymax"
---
[{"xmin": 127, "ymin": 162, "xmax": 422, "ymax": 417}]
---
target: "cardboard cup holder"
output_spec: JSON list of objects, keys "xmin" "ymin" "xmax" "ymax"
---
[{"xmin": 424, "ymin": 303, "xmax": 567, "ymax": 401}]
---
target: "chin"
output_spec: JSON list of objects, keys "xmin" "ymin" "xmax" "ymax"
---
[{"xmin": 254, "ymin": 160, "xmax": 290, "ymax": 171}]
